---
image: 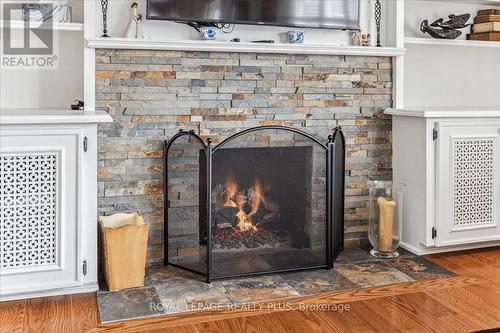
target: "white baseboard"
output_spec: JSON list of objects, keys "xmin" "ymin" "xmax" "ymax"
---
[
  {"xmin": 0, "ymin": 282, "xmax": 99, "ymax": 302},
  {"xmin": 400, "ymin": 240, "xmax": 500, "ymax": 256}
]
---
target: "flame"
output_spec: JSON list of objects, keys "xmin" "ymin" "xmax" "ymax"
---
[
  {"xmin": 221, "ymin": 177, "xmax": 267, "ymax": 232},
  {"xmin": 249, "ymin": 178, "xmax": 263, "ymax": 217},
  {"xmin": 222, "ymin": 180, "xmax": 238, "ymax": 208}
]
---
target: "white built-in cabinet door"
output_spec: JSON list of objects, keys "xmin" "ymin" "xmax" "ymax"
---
[
  {"xmin": 0, "ymin": 128, "xmax": 83, "ymax": 296},
  {"xmin": 435, "ymin": 121, "xmax": 500, "ymax": 247}
]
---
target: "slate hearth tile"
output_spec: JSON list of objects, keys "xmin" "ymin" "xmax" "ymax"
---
[
  {"xmin": 384, "ymin": 256, "xmax": 455, "ymax": 280},
  {"xmin": 155, "ymin": 279, "xmax": 234, "ymax": 314},
  {"xmin": 221, "ymin": 275, "xmax": 300, "ymax": 303},
  {"xmin": 335, "ymin": 246, "xmax": 380, "ymax": 266},
  {"xmin": 280, "ymin": 269, "xmax": 360, "ymax": 295},
  {"xmin": 144, "ymin": 264, "xmax": 203, "ymax": 286},
  {"xmin": 97, "ymin": 287, "xmax": 165, "ymax": 323},
  {"xmin": 335, "ymin": 262, "xmax": 414, "ymax": 288}
]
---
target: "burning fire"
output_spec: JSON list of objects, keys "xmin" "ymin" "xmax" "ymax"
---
[
  {"xmin": 221, "ymin": 180, "xmax": 238, "ymax": 208},
  {"xmin": 222, "ymin": 178, "xmax": 266, "ymax": 232}
]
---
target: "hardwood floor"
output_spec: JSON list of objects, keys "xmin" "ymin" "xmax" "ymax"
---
[{"xmin": 1, "ymin": 247, "xmax": 499, "ymax": 333}]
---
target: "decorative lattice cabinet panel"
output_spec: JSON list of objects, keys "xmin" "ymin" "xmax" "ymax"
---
[
  {"xmin": 436, "ymin": 121, "xmax": 500, "ymax": 247},
  {"xmin": 1, "ymin": 153, "xmax": 58, "ymax": 269},
  {"xmin": 0, "ymin": 127, "xmax": 82, "ymax": 298},
  {"xmin": 452, "ymin": 139, "xmax": 495, "ymax": 227}
]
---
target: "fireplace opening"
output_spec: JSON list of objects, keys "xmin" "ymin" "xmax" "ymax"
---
[
  {"xmin": 165, "ymin": 126, "xmax": 345, "ymax": 282},
  {"xmin": 210, "ymin": 145, "xmax": 320, "ymax": 276}
]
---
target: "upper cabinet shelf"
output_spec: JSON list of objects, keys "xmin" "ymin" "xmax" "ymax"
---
[
  {"xmin": 405, "ymin": 37, "xmax": 500, "ymax": 48},
  {"xmin": 0, "ymin": 20, "xmax": 83, "ymax": 31}
]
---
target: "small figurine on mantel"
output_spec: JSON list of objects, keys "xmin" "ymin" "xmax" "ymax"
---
[
  {"xmin": 361, "ymin": 33, "xmax": 371, "ymax": 46},
  {"xmin": 351, "ymin": 31, "xmax": 361, "ymax": 46},
  {"xmin": 351, "ymin": 31, "xmax": 371, "ymax": 46},
  {"xmin": 124, "ymin": 2, "xmax": 144, "ymax": 39}
]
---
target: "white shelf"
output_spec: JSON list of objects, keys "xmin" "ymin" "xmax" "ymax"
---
[
  {"xmin": 385, "ymin": 107, "xmax": 500, "ymax": 118},
  {"xmin": 0, "ymin": 109, "xmax": 113, "ymax": 125},
  {"xmin": 0, "ymin": 20, "xmax": 83, "ymax": 31},
  {"xmin": 87, "ymin": 37, "xmax": 406, "ymax": 57},
  {"xmin": 405, "ymin": 37, "xmax": 500, "ymax": 48}
]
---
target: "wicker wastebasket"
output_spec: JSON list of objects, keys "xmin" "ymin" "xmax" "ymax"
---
[{"xmin": 99, "ymin": 212, "xmax": 149, "ymax": 291}]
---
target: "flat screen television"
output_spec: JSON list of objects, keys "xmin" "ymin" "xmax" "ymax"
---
[{"xmin": 147, "ymin": 0, "xmax": 360, "ymax": 30}]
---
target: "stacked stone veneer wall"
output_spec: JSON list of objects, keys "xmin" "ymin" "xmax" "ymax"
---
[{"xmin": 96, "ymin": 49, "xmax": 393, "ymax": 262}]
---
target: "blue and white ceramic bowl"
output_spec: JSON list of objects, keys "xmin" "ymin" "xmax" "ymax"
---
[
  {"xmin": 200, "ymin": 27, "xmax": 217, "ymax": 40},
  {"xmin": 287, "ymin": 30, "xmax": 305, "ymax": 44}
]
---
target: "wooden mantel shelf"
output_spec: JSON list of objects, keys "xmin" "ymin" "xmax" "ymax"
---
[{"xmin": 86, "ymin": 37, "xmax": 406, "ymax": 57}]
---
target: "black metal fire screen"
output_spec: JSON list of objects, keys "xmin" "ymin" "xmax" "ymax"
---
[{"xmin": 164, "ymin": 126, "xmax": 345, "ymax": 282}]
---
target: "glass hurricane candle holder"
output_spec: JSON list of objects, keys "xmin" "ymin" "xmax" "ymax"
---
[{"xmin": 368, "ymin": 181, "xmax": 406, "ymax": 259}]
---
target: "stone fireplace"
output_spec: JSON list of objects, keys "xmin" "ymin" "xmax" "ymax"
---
[
  {"xmin": 164, "ymin": 126, "xmax": 345, "ymax": 281},
  {"xmin": 96, "ymin": 49, "xmax": 393, "ymax": 263}
]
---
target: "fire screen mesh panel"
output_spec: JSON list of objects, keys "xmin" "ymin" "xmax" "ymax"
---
[
  {"xmin": 165, "ymin": 126, "xmax": 345, "ymax": 282},
  {"xmin": 165, "ymin": 134, "xmax": 207, "ymax": 275},
  {"xmin": 210, "ymin": 129, "xmax": 327, "ymax": 278}
]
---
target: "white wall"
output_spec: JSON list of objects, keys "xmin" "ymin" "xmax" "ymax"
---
[
  {"xmin": 404, "ymin": 44, "xmax": 500, "ymax": 108},
  {"xmin": 0, "ymin": 32, "xmax": 84, "ymax": 109}
]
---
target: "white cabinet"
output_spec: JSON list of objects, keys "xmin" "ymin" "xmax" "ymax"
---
[
  {"xmin": 436, "ymin": 121, "xmax": 500, "ymax": 247},
  {"xmin": 0, "ymin": 109, "xmax": 112, "ymax": 301},
  {"xmin": 386, "ymin": 108, "xmax": 500, "ymax": 255}
]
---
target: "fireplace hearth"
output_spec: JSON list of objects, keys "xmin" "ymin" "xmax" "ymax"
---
[{"xmin": 164, "ymin": 126, "xmax": 345, "ymax": 282}]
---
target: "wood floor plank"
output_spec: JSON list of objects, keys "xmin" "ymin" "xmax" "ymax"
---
[
  {"xmin": 319, "ymin": 301, "xmax": 401, "ymax": 333},
  {"xmin": 424, "ymin": 287, "xmax": 499, "ymax": 332},
  {"xmin": 343, "ymin": 300, "xmax": 404, "ymax": 333},
  {"xmin": 425, "ymin": 255, "xmax": 466, "ymax": 274},
  {"xmin": 144, "ymin": 324, "xmax": 199, "ymax": 333},
  {"xmin": 22, "ymin": 295, "xmax": 73, "ymax": 333},
  {"xmin": 305, "ymin": 311, "xmax": 364, "ymax": 333},
  {"xmin": 0, "ymin": 300, "xmax": 25, "ymax": 333},
  {"xmin": 426, "ymin": 253, "xmax": 499, "ymax": 284},
  {"xmin": 376, "ymin": 293, "xmax": 459, "ymax": 333},
  {"xmin": 427, "ymin": 247, "xmax": 500, "ymax": 284},
  {"xmin": 361, "ymin": 294, "xmax": 437, "ymax": 332},
  {"xmin": 72, "ymin": 293, "xmax": 100, "ymax": 333},
  {"xmin": 196, "ymin": 315, "xmax": 286, "ymax": 333},
  {"xmin": 250, "ymin": 310, "xmax": 340, "ymax": 333},
  {"xmin": 462, "ymin": 282, "xmax": 500, "ymax": 311}
]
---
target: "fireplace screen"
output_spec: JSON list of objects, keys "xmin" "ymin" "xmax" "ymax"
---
[{"xmin": 165, "ymin": 126, "xmax": 345, "ymax": 281}]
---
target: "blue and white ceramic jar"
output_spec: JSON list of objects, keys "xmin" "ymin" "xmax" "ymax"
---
[
  {"xmin": 200, "ymin": 26, "xmax": 217, "ymax": 40},
  {"xmin": 287, "ymin": 30, "xmax": 305, "ymax": 44}
]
